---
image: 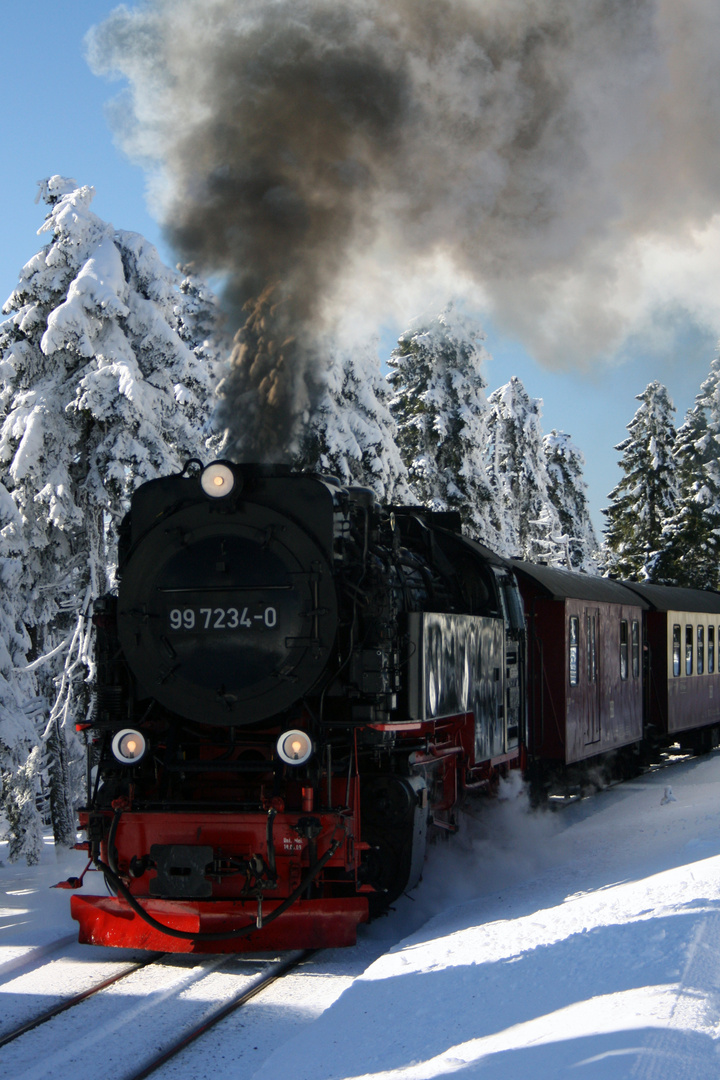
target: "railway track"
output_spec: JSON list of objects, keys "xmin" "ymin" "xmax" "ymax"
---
[
  {"xmin": 125, "ymin": 950, "xmax": 313, "ymax": 1080},
  {"xmin": 0, "ymin": 944, "xmax": 314, "ymax": 1080},
  {"xmin": 0, "ymin": 953, "xmax": 160, "ymax": 1051}
]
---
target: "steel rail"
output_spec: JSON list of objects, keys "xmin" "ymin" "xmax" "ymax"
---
[
  {"xmin": 123, "ymin": 950, "xmax": 315, "ymax": 1080},
  {"xmin": 0, "ymin": 955, "xmax": 162, "ymax": 1050}
]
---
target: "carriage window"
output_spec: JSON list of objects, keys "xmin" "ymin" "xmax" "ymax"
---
[
  {"xmin": 619, "ymin": 620, "xmax": 628, "ymax": 681},
  {"xmin": 631, "ymin": 620, "xmax": 640, "ymax": 678},
  {"xmin": 673, "ymin": 624, "xmax": 681, "ymax": 677},
  {"xmin": 587, "ymin": 614, "xmax": 597, "ymax": 683},
  {"xmin": 569, "ymin": 616, "xmax": 579, "ymax": 686},
  {"xmin": 686, "ymin": 625, "xmax": 693, "ymax": 676},
  {"xmin": 698, "ymin": 625, "xmax": 705, "ymax": 675},
  {"xmin": 710, "ymin": 626, "xmax": 715, "ymax": 674}
]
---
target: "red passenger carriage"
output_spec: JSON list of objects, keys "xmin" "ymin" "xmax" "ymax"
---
[
  {"xmin": 511, "ymin": 563, "xmax": 647, "ymax": 786},
  {"xmin": 622, "ymin": 583, "xmax": 720, "ymax": 754}
]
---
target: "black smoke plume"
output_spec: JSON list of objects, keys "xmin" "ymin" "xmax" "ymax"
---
[{"xmin": 88, "ymin": 0, "xmax": 720, "ymax": 458}]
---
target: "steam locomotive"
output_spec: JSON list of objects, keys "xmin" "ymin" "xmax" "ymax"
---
[
  {"xmin": 70, "ymin": 461, "xmax": 525, "ymax": 952},
  {"xmin": 69, "ymin": 461, "xmax": 720, "ymax": 952}
]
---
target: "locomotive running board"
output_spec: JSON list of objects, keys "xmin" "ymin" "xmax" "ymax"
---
[{"xmin": 71, "ymin": 894, "xmax": 369, "ymax": 953}]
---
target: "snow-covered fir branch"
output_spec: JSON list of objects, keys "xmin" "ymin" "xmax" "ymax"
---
[
  {"xmin": 388, "ymin": 304, "xmax": 496, "ymax": 537},
  {"xmin": 0, "ymin": 177, "xmax": 226, "ymax": 857},
  {"xmin": 297, "ymin": 336, "xmax": 409, "ymax": 502}
]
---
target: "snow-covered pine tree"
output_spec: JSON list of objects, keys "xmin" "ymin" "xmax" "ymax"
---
[
  {"xmin": 653, "ymin": 360, "xmax": 720, "ymax": 589},
  {"xmin": 299, "ymin": 337, "xmax": 409, "ymax": 502},
  {"xmin": 0, "ymin": 177, "xmax": 222, "ymax": 845},
  {"xmin": 485, "ymin": 377, "xmax": 566, "ymax": 563},
  {"xmin": 543, "ymin": 430, "xmax": 599, "ymax": 572},
  {"xmin": 602, "ymin": 381, "xmax": 678, "ymax": 582},
  {"xmin": 386, "ymin": 305, "xmax": 495, "ymax": 538},
  {"xmin": 0, "ymin": 482, "xmax": 43, "ymax": 863},
  {"xmin": 174, "ymin": 265, "xmax": 230, "ymax": 452}
]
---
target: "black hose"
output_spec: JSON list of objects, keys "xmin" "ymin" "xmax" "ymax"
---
[
  {"xmin": 107, "ymin": 809, "xmax": 121, "ymax": 875},
  {"xmin": 93, "ymin": 835, "xmax": 342, "ymax": 943},
  {"xmin": 102, "ymin": 808, "xmax": 121, "ymax": 896}
]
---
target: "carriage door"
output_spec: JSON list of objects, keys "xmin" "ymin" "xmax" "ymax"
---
[{"xmin": 584, "ymin": 609, "xmax": 601, "ymax": 744}]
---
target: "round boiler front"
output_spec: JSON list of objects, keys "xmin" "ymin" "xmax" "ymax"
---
[{"xmin": 116, "ymin": 501, "xmax": 338, "ymax": 725}]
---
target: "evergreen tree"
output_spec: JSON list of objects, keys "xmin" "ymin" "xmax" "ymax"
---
[
  {"xmin": 602, "ymin": 381, "xmax": 678, "ymax": 581},
  {"xmin": 485, "ymin": 377, "xmax": 565, "ymax": 563},
  {"xmin": 0, "ymin": 177, "xmax": 222, "ymax": 845},
  {"xmin": 654, "ymin": 360, "xmax": 720, "ymax": 589},
  {"xmin": 544, "ymin": 430, "xmax": 599, "ymax": 572},
  {"xmin": 174, "ymin": 265, "xmax": 230, "ymax": 454},
  {"xmin": 299, "ymin": 337, "xmax": 409, "ymax": 502},
  {"xmin": 0, "ymin": 483, "xmax": 43, "ymax": 863},
  {"xmin": 387, "ymin": 305, "xmax": 495, "ymax": 538}
]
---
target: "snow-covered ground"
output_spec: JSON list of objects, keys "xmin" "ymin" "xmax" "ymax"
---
[{"xmin": 3, "ymin": 753, "xmax": 720, "ymax": 1079}]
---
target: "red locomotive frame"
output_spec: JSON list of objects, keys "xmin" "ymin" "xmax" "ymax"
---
[{"xmin": 70, "ymin": 710, "xmax": 521, "ymax": 952}]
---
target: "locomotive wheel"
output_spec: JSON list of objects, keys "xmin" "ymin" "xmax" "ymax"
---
[
  {"xmin": 360, "ymin": 834, "xmax": 417, "ymax": 915},
  {"xmin": 361, "ymin": 775, "xmax": 427, "ymax": 913},
  {"xmin": 362, "ymin": 775, "xmax": 418, "ymax": 829}
]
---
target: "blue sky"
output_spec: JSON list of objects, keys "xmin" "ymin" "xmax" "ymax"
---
[{"xmin": 2, "ymin": 2, "xmax": 718, "ymax": 533}]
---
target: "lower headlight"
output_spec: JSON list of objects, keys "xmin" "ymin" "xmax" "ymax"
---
[
  {"xmin": 111, "ymin": 729, "xmax": 147, "ymax": 765},
  {"xmin": 277, "ymin": 729, "xmax": 313, "ymax": 765}
]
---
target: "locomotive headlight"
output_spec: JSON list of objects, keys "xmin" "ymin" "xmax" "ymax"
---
[
  {"xmin": 201, "ymin": 462, "xmax": 236, "ymax": 498},
  {"xmin": 277, "ymin": 729, "xmax": 313, "ymax": 766},
  {"xmin": 111, "ymin": 729, "xmax": 147, "ymax": 765}
]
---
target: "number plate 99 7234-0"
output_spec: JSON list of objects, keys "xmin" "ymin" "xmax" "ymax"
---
[{"xmin": 168, "ymin": 606, "xmax": 278, "ymax": 631}]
